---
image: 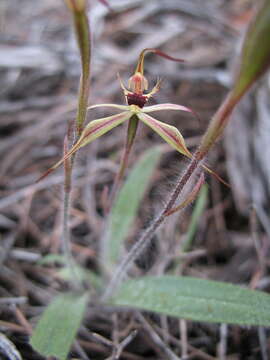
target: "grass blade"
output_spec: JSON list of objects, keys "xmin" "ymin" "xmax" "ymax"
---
[
  {"xmin": 109, "ymin": 276, "xmax": 270, "ymax": 326},
  {"xmin": 104, "ymin": 146, "xmax": 162, "ymax": 270},
  {"xmin": 182, "ymin": 184, "xmax": 208, "ymax": 251},
  {"xmin": 31, "ymin": 292, "xmax": 88, "ymax": 360}
]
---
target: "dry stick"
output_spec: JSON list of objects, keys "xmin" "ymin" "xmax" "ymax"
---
[
  {"xmin": 136, "ymin": 312, "xmax": 180, "ymax": 360},
  {"xmin": 103, "ymin": 155, "xmax": 201, "ymax": 300},
  {"xmin": 74, "ymin": 340, "xmax": 90, "ymax": 360},
  {"xmin": 110, "ymin": 330, "xmax": 138, "ymax": 360},
  {"xmin": 250, "ymin": 205, "xmax": 265, "ymax": 273},
  {"xmin": 217, "ymin": 324, "xmax": 228, "ymax": 360},
  {"xmin": 179, "ymin": 319, "xmax": 188, "ymax": 359},
  {"xmin": 258, "ymin": 326, "xmax": 269, "ymax": 360}
]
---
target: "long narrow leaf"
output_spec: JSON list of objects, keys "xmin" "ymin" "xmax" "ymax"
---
[
  {"xmin": 31, "ymin": 292, "xmax": 88, "ymax": 360},
  {"xmin": 104, "ymin": 146, "xmax": 163, "ymax": 270},
  {"xmin": 183, "ymin": 184, "xmax": 208, "ymax": 252},
  {"xmin": 109, "ymin": 276, "xmax": 270, "ymax": 326}
]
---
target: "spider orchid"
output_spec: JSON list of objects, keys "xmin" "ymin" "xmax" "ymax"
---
[{"xmin": 38, "ymin": 48, "xmax": 227, "ymax": 186}]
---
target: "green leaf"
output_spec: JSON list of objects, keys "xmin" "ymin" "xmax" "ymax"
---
[
  {"xmin": 104, "ymin": 146, "xmax": 162, "ymax": 270},
  {"xmin": 31, "ymin": 292, "xmax": 88, "ymax": 360},
  {"xmin": 109, "ymin": 276, "xmax": 270, "ymax": 326}
]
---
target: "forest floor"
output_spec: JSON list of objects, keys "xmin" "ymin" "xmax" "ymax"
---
[{"xmin": 1, "ymin": 0, "xmax": 269, "ymax": 359}]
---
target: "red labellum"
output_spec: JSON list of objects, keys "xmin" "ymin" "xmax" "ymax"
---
[{"xmin": 127, "ymin": 93, "xmax": 148, "ymax": 108}]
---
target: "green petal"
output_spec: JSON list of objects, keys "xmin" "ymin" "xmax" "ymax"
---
[
  {"xmin": 137, "ymin": 112, "xmax": 191, "ymax": 158},
  {"xmin": 37, "ymin": 112, "xmax": 131, "ymax": 182}
]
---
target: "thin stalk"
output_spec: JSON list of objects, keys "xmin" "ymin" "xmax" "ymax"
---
[
  {"xmin": 62, "ymin": 137, "xmax": 81, "ymax": 288},
  {"xmin": 108, "ymin": 115, "xmax": 139, "ymax": 209},
  {"xmin": 61, "ymin": 1, "xmax": 91, "ymax": 286},
  {"xmin": 103, "ymin": 155, "xmax": 201, "ymax": 300},
  {"xmin": 62, "ymin": 179, "xmax": 78, "ymax": 283}
]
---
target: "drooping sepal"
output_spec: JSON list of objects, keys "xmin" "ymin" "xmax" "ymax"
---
[
  {"xmin": 137, "ymin": 112, "xmax": 191, "ymax": 158},
  {"xmin": 37, "ymin": 112, "xmax": 131, "ymax": 182},
  {"xmin": 165, "ymin": 173, "xmax": 205, "ymax": 216}
]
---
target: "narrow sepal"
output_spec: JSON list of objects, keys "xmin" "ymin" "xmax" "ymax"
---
[
  {"xmin": 165, "ymin": 173, "xmax": 205, "ymax": 216},
  {"xmin": 143, "ymin": 103, "xmax": 200, "ymax": 122},
  {"xmin": 88, "ymin": 104, "xmax": 128, "ymax": 111},
  {"xmin": 136, "ymin": 48, "xmax": 185, "ymax": 74},
  {"xmin": 137, "ymin": 112, "xmax": 191, "ymax": 157},
  {"xmin": 36, "ymin": 112, "xmax": 131, "ymax": 182},
  {"xmin": 202, "ymin": 164, "xmax": 230, "ymax": 188}
]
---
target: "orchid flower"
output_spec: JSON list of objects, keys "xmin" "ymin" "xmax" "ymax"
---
[{"xmin": 38, "ymin": 48, "xmax": 227, "ymax": 186}]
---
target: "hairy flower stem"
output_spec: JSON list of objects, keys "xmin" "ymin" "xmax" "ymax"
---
[
  {"xmin": 109, "ymin": 115, "xmax": 139, "ymax": 209},
  {"xmin": 62, "ymin": 176, "xmax": 78, "ymax": 285},
  {"xmin": 62, "ymin": 139, "xmax": 82, "ymax": 288},
  {"xmin": 103, "ymin": 155, "xmax": 201, "ymax": 300},
  {"xmin": 61, "ymin": 1, "xmax": 91, "ymax": 286}
]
